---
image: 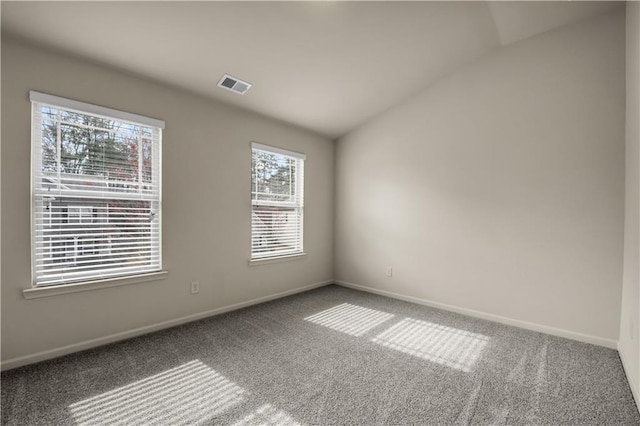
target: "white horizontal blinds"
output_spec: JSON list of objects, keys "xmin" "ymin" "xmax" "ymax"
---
[
  {"xmin": 251, "ymin": 143, "xmax": 305, "ymax": 259},
  {"xmin": 31, "ymin": 94, "xmax": 162, "ymax": 286}
]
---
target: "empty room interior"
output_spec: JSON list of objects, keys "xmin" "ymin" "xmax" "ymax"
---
[{"xmin": 2, "ymin": 1, "xmax": 640, "ymax": 424}]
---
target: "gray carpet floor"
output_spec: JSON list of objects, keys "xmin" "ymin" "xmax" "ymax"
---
[{"xmin": 2, "ymin": 284, "xmax": 639, "ymax": 425}]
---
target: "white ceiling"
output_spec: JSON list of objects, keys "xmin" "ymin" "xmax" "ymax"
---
[
  {"xmin": 488, "ymin": 1, "xmax": 621, "ymax": 45},
  {"xmin": 0, "ymin": 1, "xmax": 622, "ymax": 139}
]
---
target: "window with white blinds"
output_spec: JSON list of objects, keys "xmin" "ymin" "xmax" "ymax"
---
[
  {"xmin": 30, "ymin": 91, "xmax": 164, "ymax": 287},
  {"xmin": 251, "ymin": 143, "xmax": 305, "ymax": 259}
]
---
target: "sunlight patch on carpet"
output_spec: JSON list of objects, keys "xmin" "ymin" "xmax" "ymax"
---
[
  {"xmin": 304, "ymin": 303, "xmax": 394, "ymax": 336},
  {"xmin": 372, "ymin": 318, "xmax": 489, "ymax": 372},
  {"xmin": 69, "ymin": 360, "xmax": 245, "ymax": 425},
  {"xmin": 231, "ymin": 404, "xmax": 302, "ymax": 426}
]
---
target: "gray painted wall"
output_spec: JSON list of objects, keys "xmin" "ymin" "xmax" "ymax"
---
[
  {"xmin": 335, "ymin": 11, "xmax": 625, "ymax": 343},
  {"xmin": 1, "ymin": 37, "xmax": 335, "ymax": 365},
  {"xmin": 620, "ymin": 0, "xmax": 640, "ymax": 403}
]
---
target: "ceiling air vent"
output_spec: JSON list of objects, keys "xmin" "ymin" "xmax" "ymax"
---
[{"xmin": 217, "ymin": 74, "xmax": 252, "ymax": 95}]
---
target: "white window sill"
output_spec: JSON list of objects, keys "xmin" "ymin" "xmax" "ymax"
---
[
  {"xmin": 249, "ymin": 253, "xmax": 307, "ymax": 266},
  {"xmin": 23, "ymin": 271, "xmax": 169, "ymax": 300}
]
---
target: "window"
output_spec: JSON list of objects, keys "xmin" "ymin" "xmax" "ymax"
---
[
  {"xmin": 68, "ymin": 205, "xmax": 93, "ymax": 224},
  {"xmin": 251, "ymin": 143, "xmax": 305, "ymax": 259},
  {"xmin": 30, "ymin": 91, "xmax": 164, "ymax": 287}
]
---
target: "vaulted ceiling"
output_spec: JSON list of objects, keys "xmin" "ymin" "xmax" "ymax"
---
[{"xmin": 1, "ymin": 1, "xmax": 622, "ymax": 138}]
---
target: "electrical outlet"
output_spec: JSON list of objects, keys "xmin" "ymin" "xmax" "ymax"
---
[
  {"xmin": 191, "ymin": 281, "xmax": 200, "ymax": 295},
  {"xmin": 386, "ymin": 266, "xmax": 393, "ymax": 277}
]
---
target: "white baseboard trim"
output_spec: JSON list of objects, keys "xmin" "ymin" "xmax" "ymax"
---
[
  {"xmin": 1, "ymin": 280, "xmax": 333, "ymax": 371},
  {"xmin": 334, "ymin": 280, "xmax": 618, "ymax": 349},
  {"xmin": 618, "ymin": 342, "xmax": 640, "ymax": 410}
]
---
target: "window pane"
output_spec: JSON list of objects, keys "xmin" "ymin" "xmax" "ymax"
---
[
  {"xmin": 252, "ymin": 205, "xmax": 302, "ymax": 256},
  {"xmin": 34, "ymin": 196, "xmax": 159, "ymax": 286},
  {"xmin": 252, "ymin": 151, "xmax": 297, "ymax": 204}
]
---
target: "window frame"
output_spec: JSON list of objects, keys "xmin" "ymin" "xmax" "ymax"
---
[
  {"xmin": 29, "ymin": 91, "xmax": 165, "ymax": 289},
  {"xmin": 250, "ymin": 142, "xmax": 306, "ymax": 261}
]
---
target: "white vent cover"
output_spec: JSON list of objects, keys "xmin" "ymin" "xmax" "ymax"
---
[{"xmin": 217, "ymin": 74, "xmax": 252, "ymax": 95}]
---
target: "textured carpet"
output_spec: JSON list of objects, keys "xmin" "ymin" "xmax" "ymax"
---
[{"xmin": 2, "ymin": 284, "xmax": 639, "ymax": 425}]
